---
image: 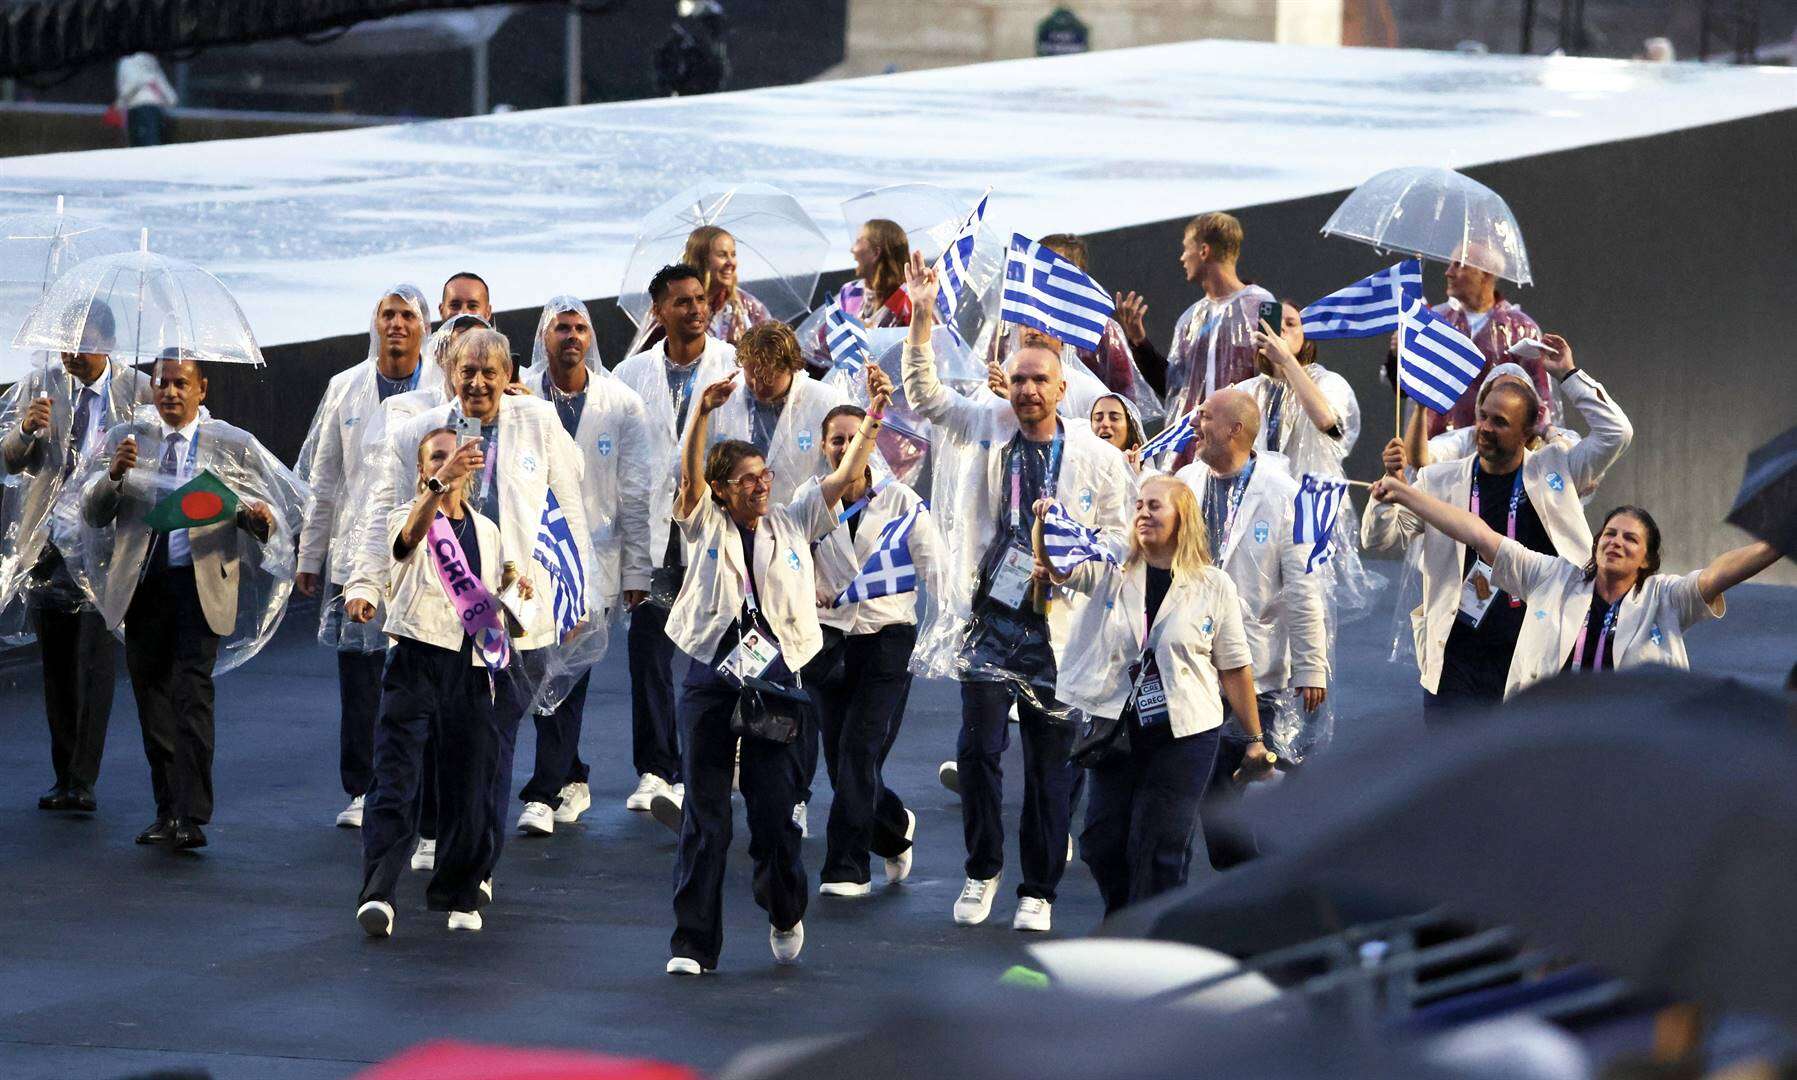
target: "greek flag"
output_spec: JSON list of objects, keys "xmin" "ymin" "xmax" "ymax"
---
[
  {"xmin": 1299, "ymin": 260, "xmax": 1424, "ymax": 339},
  {"xmin": 1292, "ymin": 473, "xmax": 1350, "ymax": 573},
  {"xmin": 1139, "ymin": 408, "xmax": 1197, "ymax": 461},
  {"xmin": 824, "ymin": 298, "xmax": 870, "ymax": 374},
  {"xmin": 1397, "ymin": 298, "xmax": 1486, "ymax": 414},
  {"xmin": 834, "ymin": 502, "xmax": 925, "ymax": 606},
  {"xmin": 1040, "ymin": 501, "xmax": 1117, "ymax": 577},
  {"xmin": 533, "ymin": 489, "xmax": 588, "ymax": 634},
  {"xmin": 934, "ymin": 188, "xmax": 989, "ymax": 328},
  {"xmin": 1000, "ymin": 233, "xmax": 1113, "ymax": 353}
]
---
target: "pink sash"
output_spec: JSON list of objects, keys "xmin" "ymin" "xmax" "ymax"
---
[{"xmin": 427, "ymin": 512, "xmax": 510, "ymax": 673}]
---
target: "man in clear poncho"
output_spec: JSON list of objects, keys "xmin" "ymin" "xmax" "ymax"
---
[
  {"xmin": 79, "ymin": 352, "xmax": 306, "ymax": 851},
  {"xmin": 0, "ymin": 301, "xmax": 153, "ymax": 813},
  {"xmin": 294, "ymin": 284, "xmax": 430, "ymax": 830}
]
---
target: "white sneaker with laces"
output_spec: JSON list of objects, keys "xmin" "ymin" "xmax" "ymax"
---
[
  {"xmin": 666, "ymin": 956, "xmax": 705, "ymax": 976},
  {"xmin": 793, "ymin": 801, "xmax": 809, "ymax": 838},
  {"xmin": 626, "ymin": 773, "xmax": 668, "ymax": 812},
  {"xmin": 770, "ymin": 921, "xmax": 805, "ymax": 963},
  {"xmin": 1067, "ymin": 834, "xmax": 1075, "ymax": 863},
  {"xmin": 1013, "ymin": 897, "xmax": 1052, "ymax": 932},
  {"xmin": 480, "ymin": 878, "xmax": 493, "ymax": 903},
  {"xmin": 410, "ymin": 838, "xmax": 435, "ymax": 871},
  {"xmin": 884, "ymin": 809, "xmax": 917, "ymax": 884},
  {"xmin": 953, "ymin": 874, "xmax": 1001, "ymax": 925},
  {"xmin": 819, "ymin": 880, "xmax": 871, "ymax": 897},
  {"xmin": 649, "ymin": 788, "xmax": 684, "ymax": 834},
  {"xmin": 517, "ymin": 801, "xmax": 554, "ymax": 835},
  {"xmin": 356, "ymin": 899, "xmax": 393, "ymax": 938},
  {"xmin": 447, "ymin": 910, "xmax": 482, "ymax": 932},
  {"xmin": 938, "ymin": 760, "xmax": 960, "ymax": 795},
  {"xmin": 554, "ymin": 782, "xmax": 591, "ymax": 823},
  {"xmin": 336, "ymin": 795, "xmax": 365, "ymax": 829}
]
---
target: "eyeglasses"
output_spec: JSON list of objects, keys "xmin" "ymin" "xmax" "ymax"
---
[{"xmin": 728, "ymin": 469, "xmax": 776, "ymax": 490}]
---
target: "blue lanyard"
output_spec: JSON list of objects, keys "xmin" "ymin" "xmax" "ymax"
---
[
  {"xmin": 1470, "ymin": 469, "xmax": 1526, "ymax": 540},
  {"xmin": 1216, "ymin": 468, "xmax": 1251, "ymax": 552},
  {"xmin": 837, "ymin": 475, "xmax": 890, "ymax": 523},
  {"xmin": 1008, "ymin": 431, "xmax": 1064, "ymax": 534}
]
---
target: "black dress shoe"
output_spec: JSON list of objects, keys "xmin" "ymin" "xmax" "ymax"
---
[
  {"xmin": 136, "ymin": 819, "xmax": 177, "ymax": 845},
  {"xmin": 171, "ymin": 821, "xmax": 207, "ymax": 850},
  {"xmin": 67, "ymin": 787, "xmax": 96, "ymax": 813},
  {"xmin": 38, "ymin": 785, "xmax": 72, "ymax": 811}
]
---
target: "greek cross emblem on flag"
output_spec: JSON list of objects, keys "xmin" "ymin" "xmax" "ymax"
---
[
  {"xmin": 833, "ymin": 502, "xmax": 926, "ymax": 607},
  {"xmin": 1396, "ymin": 298, "xmax": 1486, "ymax": 414},
  {"xmin": 1292, "ymin": 473, "xmax": 1351, "ymax": 573},
  {"xmin": 824, "ymin": 298, "xmax": 871, "ymax": 374},
  {"xmin": 533, "ymin": 488, "xmax": 588, "ymax": 634},
  {"xmin": 1299, "ymin": 260, "xmax": 1423, "ymax": 339},
  {"xmin": 1138, "ymin": 408, "xmax": 1197, "ymax": 461},
  {"xmin": 1040, "ymin": 501, "xmax": 1117, "ymax": 577},
  {"xmin": 933, "ymin": 189, "xmax": 990, "ymax": 337},
  {"xmin": 999, "ymin": 233, "xmax": 1114, "ymax": 353}
]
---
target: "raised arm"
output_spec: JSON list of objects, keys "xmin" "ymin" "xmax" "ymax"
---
[
  {"xmin": 898, "ymin": 251, "xmax": 988, "ymax": 440},
  {"xmin": 1254, "ymin": 321, "xmax": 1338, "ymax": 435},
  {"xmin": 394, "ymin": 439, "xmax": 484, "ymax": 558},
  {"xmin": 1369, "ymin": 472, "xmax": 1503, "ymax": 566},
  {"xmin": 1697, "ymin": 540, "xmax": 1783, "ymax": 605},
  {"xmin": 1359, "ymin": 437, "xmax": 1423, "ymax": 555},
  {"xmin": 675, "ymin": 373, "xmax": 737, "ymax": 520},
  {"xmin": 817, "ymin": 365, "xmax": 890, "ymax": 508},
  {"xmin": 1543, "ymin": 334, "xmax": 1632, "ymax": 492}
]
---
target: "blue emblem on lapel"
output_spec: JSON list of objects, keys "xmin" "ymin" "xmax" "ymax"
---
[
  {"xmin": 786, "ymin": 549, "xmax": 802, "ymax": 572},
  {"xmin": 1201, "ymin": 616, "xmax": 1215, "ymax": 635},
  {"xmin": 521, "ymin": 453, "xmax": 538, "ymax": 473},
  {"xmin": 1650, "ymin": 625, "xmax": 1664, "ymax": 647},
  {"xmin": 707, "ymin": 548, "xmax": 719, "ymax": 560},
  {"xmin": 1079, "ymin": 489, "xmax": 1093, "ymax": 512},
  {"xmin": 1535, "ymin": 609, "xmax": 1547, "ymax": 620},
  {"xmin": 979, "ymin": 439, "xmax": 991, "ymax": 449},
  {"xmin": 1253, "ymin": 520, "xmax": 1270, "ymax": 544},
  {"xmin": 797, "ymin": 432, "xmax": 814, "ymax": 452},
  {"xmin": 1547, "ymin": 471, "xmax": 1565, "ymax": 492},
  {"xmin": 343, "ymin": 416, "xmax": 359, "ymax": 427},
  {"xmin": 596, "ymin": 434, "xmax": 613, "ymax": 457}
]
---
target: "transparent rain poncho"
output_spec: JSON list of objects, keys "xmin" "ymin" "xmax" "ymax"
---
[
  {"xmin": 1321, "ymin": 165, "xmax": 1533, "ymax": 286},
  {"xmin": 816, "ymin": 325, "xmax": 981, "ymax": 490},
  {"xmin": 0, "ymin": 202, "xmax": 135, "ymax": 384},
  {"xmin": 1163, "ymin": 284, "xmax": 1276, "ymax": 435},
  {"xmin": 69, "ymin": 405, "xmax": 308, "ymax": 676},
  {"xmin": 837, "ymin": 183, "xmax": 1009, "ymax": 347}
]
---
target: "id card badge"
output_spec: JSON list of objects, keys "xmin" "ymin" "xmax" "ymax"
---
[
  {"xmin": 987, "ymin": 545, "xmax": 1036, "ymax": 611},
  {"xmin": 1458, "ymin": 558, "xmax": 1498, "ymax": 628},
  {"xmin": 722, "ymin": 628, "xmax": 780, "ymax": 681},
  {"xmin": 1132, "ymin": 667, "xmax": 1170, "ymax": 727}
]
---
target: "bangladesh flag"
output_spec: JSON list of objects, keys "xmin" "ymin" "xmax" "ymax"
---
[{"xmin": 144, "ymin": 469, "xmax": 241, "ymax": 533}]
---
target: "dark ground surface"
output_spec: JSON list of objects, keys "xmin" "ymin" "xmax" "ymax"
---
[{"xmin": 2, "ymin": 578, "xmax": 1793, "ymax": 1080}]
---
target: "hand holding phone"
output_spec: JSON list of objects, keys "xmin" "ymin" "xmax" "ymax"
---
[{"xmin": 454, "ymin": 415, "xmax": 483, "ymax": 441}]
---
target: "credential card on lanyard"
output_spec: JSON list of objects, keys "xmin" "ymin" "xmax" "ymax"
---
[
  {"xmin": 723, "ymin": 628, "xmax": 779, "ymax": 681},
  {"xmin": 988, "ymin": 545, "xmax": 1035, "ymax": 610},
  {"xmin": 1458, "ymin": 558, "xmax": 1498, "ymax": 627},
  {"xmin": 1131, "ymin": 659, "xmax": 1170, "ymax": 727}
]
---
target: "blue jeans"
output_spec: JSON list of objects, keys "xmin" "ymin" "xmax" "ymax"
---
[
  {"xmin": 958, "ymin": 680, "xmax": 1078, "ymax": 901},
  {"xmin": 1081, "ymin": 726, "xmax": 1221, "ymax": 916}
]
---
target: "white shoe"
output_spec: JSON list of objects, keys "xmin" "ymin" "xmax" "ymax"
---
[
  {"xmin": 517, "ymin": 802, "xmax": 554, "ymax": 835},
  {"xmin": 884, "ymin": 809, "xmax": 917, "ymax": 884},
  {"xmin": 335, "ymin": 795, "xmax": 364, "ymax": 829},
  {"xmin": 953, "ymin": 875, "xmax": 1000, "ymax": 925},
  {"xmin": 447, "ymin": 910, "xmax": 482, "ymax": 932},
  {"xmin": 553, "ymin": 782, "xmax": 591, "ymax": 823},
  {"xmin": 770, "ymin": 921, "xmax": 805, "ymax": 964},
  {"xmin": 356, "ymin": 899, "xmax": 393, "ymax": 938},
  {"xmin": 625, "ymin": 773, "xmax": 668, "ymax": 812},
  {"xmin": 649, "ymin": 789, "xmax": 684, "ymax": 834},
  {"xmin": 938, "ymin": 760, "xmax": 960, "ymax": 795},
  {"xmin": 410, "ymin": 838, "xmax": 435, "ymax": 871},
  {"xmin": 1013, "ymin": 896, "xmax": 1052, "ymax": 932},
  {"xmin": 666, "ymin": 956, "xmax": 706, "ymax": 976},
  {"xmin": 480, "ymin": 878, "xmax": 493, "ymax": 903},
  {"xmin": 1067, "ymin": 834, "xmax": 1075, "ymax": 863},
  {"xmin": 819, "ymin": 880, "xmax": 872, "ymax": 897},
  {"xmin": 793, "ymin": 801, "xmax": 809, "ymax": 839}
]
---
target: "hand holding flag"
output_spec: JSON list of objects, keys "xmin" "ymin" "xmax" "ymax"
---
[
  {"xmin": 1292, "ymin": 473, "xmax": 1351, "ymax": 573},
  {"xmin": 1038, "ymin": 500, "xmax": 1118, "ymax": 577}
]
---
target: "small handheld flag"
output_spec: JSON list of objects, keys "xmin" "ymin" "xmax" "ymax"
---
[
  {"xmin": 824, "ymin": 299, "xmax": 871, "ymax": 374},
  {"xmin": 1138, "ymin": 409, "xmax": 1197, "ymax": 462},
  {"xmin": 934, "ymin": 189, "xmax": 989, "ymax": 328},
  {"xmin": 834, "ymin": 502, "xmax": 925, "ymax": 607},
  {"xmin": 1292, "ymin": 473, "xmax": 1351, "ymax": 573},
  {"xmin": 533, "ymin": 489, "xmax": 588, "ymax": 634},
  {"xmin": 1040, "ymin": 501, "xmax": 1117, "ymax": 577},
  {"xmin": 1396, "ymin": 298, "xmax": 1486, "ymax": 414},
  {"xmin": 1000, "ymin": 233, "xmax": 1114, "ymax": 353},
  {"xmin": 144, "ymin": 469, "xmax": 240, "ymax": 533},
  {"xmin": 1299, "ymin": 261, "xmax": 1423, "ymax": 340}
]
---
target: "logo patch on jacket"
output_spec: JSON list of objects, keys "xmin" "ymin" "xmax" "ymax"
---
[
  {"xmin": 1650, "ymin": 625, "xmax": 1664, "ymax": 647},
  {"xmin": 596, "ymin": 435, "xmax": 613, "ymax": 457},
  {"xmin": 1079, "ymin": 489, "xmax": 1093, "ymax": 512},
  {"xmin": 786, "ymin": 549, "xmax": 802, "ymax": 572},
  {"xmin": 343, "ymin": 416, "xmax": 359, "ymax": 427},
  {"xmin": 1201, "ymin": 616, "xmax": 1214, "ymax": 635},
  {"xmin": 1253, "ymin": 520, "xmax": 1270, "ymax": 543},
  {"xmin": 1547, "ymin": 471, "xmax": 1565, "ymax": 492},
  {"xmin": 521, "ymin": 453, "xmax": 538, "ymax": 473},
  {"xmin": 797, "ymin": 432, "xmax": 814, "ymax": 452}
]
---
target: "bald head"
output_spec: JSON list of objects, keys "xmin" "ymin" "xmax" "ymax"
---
[
  {"xmin": 1209, "ymin": 388, "xmax": 1260, "ymax": 445},
  {"xmin": 1194, "ymin": 387, "xmax": 1260, "ymax": 472}
]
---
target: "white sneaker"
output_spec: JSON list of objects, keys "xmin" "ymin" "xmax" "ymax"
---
[
  {"xmin": 1013, "ymin": 896, "xmax": 1052, "ymax": 932},
  {"xmin": 953, "ymin": 874, "xmax": 1000, "ymax": 925},
  {"xmin": 356, "ymin": 899, "xmax": 393, "ymax": 938},
  {"xmin": 336, "ymin": 795, "xmax": 365, "ymax": 829},
  {"xmin": 938, "ymin": 760, "xmax": 960, "ymax": 795},
  {"xmin": 517, "ymin": 802, "xmax": 554, "ymax": 835},
  {"xmin": 666, "ymin": 956, "xmax": 705, "ymax": 976},
  {"xmin": 410, "ymin": 838, "xmax": 435, "ymax": 871},
  {"xmin": 1067, "ymin": 834, "xmax": 1075, "ymax": 863},
  {"xmin": 625, "ymin": 773, "xmax": 668, "ymax": 812},
  {"xmin": 553, "ymin": 782, "xmax": 591, "ymax": 823},
  {"xmin": 480, "ymin": 878, "xmax": 493, "ymax": 903},
  {"xmin": 819, "ymin": 880, "xmax": 871, "ymax": 897},
  {"xmin": 770, "ymin": 921, "xmax": 805, "ymax": 964},
  {"xmin": 884, "ymin": 809, "xmax": 917, "ymax": 884},
  {"xmin": 649, "ymin": 789, "xmax": 683, "ymax": 834},
  {"xmin": 793, "ymin": 801, "xmax": 809, "ymax": 838},
  {"xmin": 447, "ymin": 910, "xmax": 482, "ymax": 932}
]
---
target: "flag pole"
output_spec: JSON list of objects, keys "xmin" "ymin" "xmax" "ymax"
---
[{"xmin": 1391, "ymin": 271, "xmax": 1408, "ymax": 443}]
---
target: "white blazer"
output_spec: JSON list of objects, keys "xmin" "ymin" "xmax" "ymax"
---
[
  {"xmin": 707, "ymin": 373, "xmax": 847, "ymax": 507},
  {"xmin": 815, "ymin": 478, "xmax": 945, "ymax": 635},
  {"xmin": 522, "ymin": 365, "xmax": 654, "ymax": 601},
  {"xmin": 380, "ymin": 505, "xmax": 506, "ymax": 663},
  {"xmin": 1056, "ymin": 560, "xmax": 1252, "ymax": 737},
  {"xmin": 1361, "ymin": 370, "xmax": 1633, "ymax": 693},
  {"xmin": 668, "ymin": 477, "xmax": 839, "ymax": 669},
  {"xmin": 901, "ymin": 340, "xmax": 1133, "ymax": 673},
  {"xmin": 1175, "ymin": 452, "xmax": 1329, "ymax": 693},
  {"xmin": 1490, "ymin": 538, "xmax": 1723, "ymax": 698},
  {"xmin": 613, "ymin": 336, "xmax": 739, "ymax": 570}
]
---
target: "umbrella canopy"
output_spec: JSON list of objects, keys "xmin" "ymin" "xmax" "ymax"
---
[
  {"xmin": 0, "ymin": 201, "xmax": 136, "ymax": 383},
  {"xmin": 1726, "ymin": 424, "xmax": 1797, "ymax": 558},
  {"xmin": 615, "ymin": 182, "xmax": 828, "ymax": 329},
  {"xmin": 1321, "ymin": 166, "xmax": 1532, "ymax": 286},
  {"xmin": 14, "ymin": 236, "xmax": 265, "ymax": 368}
]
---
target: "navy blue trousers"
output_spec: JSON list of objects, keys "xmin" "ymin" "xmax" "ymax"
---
[
  {"xmin": 957, "ymin": 680, "xmax": 1079, "ymax": 901},
  {"xmin": 1081, "ymin": 726, "xmax": 1221, "ymax": 917},
  {"xmin": 802, "ymin": 625, "xmax": 916, "ymax": 885}
]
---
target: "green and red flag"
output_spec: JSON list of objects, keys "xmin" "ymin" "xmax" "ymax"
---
[{"xmin": 144, "ymin": 469, "xmax": 240, "ymax": 533}]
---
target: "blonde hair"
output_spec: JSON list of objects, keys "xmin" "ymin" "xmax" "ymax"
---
[
  {"xmin": 737, "ymin": 321, "xmax": 805, "ymax": 374},
  {"xmin": 1128, "ymin": 475, "xmax": 1212, "ymax": 578},
  {"xmin": 415, "ymin": 426, "xmax": 477, "ymax": 499},
  {"xmin": 682, "ymin": 225, "xmax": 734, "ymax": 300},
  {"xmin": 1184, "ymin": 211, "xmax": 1243, "ymax": 263}
]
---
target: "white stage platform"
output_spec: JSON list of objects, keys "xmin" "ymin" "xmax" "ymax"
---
[{"xmin": 0, "ymin": 40, "xmax": 1791, "ymax": 349}]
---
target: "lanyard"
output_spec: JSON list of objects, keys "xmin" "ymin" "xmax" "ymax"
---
[
  {"xmin": 1264, "ymin": 383, "xmax": 1286, "ymax": 451},
  {"xmin": 1008, "ymin": 431, "xmax": 1064, "ymax": 535},
  {"xmin": 1214, "ymin": 467, "xmax": 1252, "ymax": 554},
  {"xmin": 1572, "ymin": 596, "xmax": 1620, "ymax": 670},
  {"xmin": 1470, "ymin": 469, "xmax": 1526, "ymax": 540},
  {"xmin": 837, "ymin": 475, "xmax": 890, "ymax": 524}
]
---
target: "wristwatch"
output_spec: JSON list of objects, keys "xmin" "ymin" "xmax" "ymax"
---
[{"xmin": 426, "ymin": 475, "xmax": 447, "ymax": 495}]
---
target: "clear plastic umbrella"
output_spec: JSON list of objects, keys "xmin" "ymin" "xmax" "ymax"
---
[
  {"xmin": 13, "ymin": 229, "xmax": 265, "ymax": 370},
  {"xmin": 0, "ymin": 197, "xmax": 136, "ymax": 383},
  {"xmin": 615, "ymin": 181, "xmax": 828, "ymax": 329},
  {"xmin": 1320, "ymin": 166, "xmax": 1532, "ymax": 286}
]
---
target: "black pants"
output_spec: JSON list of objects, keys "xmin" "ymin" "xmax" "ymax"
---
[
  {"xmin": 124, "ymin": 568, "xmax": 219, "ymax": 824},
  {"xmin": 1201, "ymin": 691, "xmax": 1280, "ymax": 870},
  {"xmin": 958, "ymin": 680, "xmax": 1079, "ymax": 901},
  {"xmin": 126, "ymin": 105, "xmax": 165, "ymax": 147},
  {"xmin": 627, "ymin": 601, "xmax": 682, "ymax": 784},
  {"xmin": 670, "ymin": 648, "xmax": 806, "ymax": 969},
  {"xmin": 520, "ymin": 670, "xmax": 593, "ymax": 807},
  {"xmin": 1082, "ymin": 726, "xmax": 1221, "ymax": 917},
  {"xmin": 482, "ymin": 665, "xmax": 528, "ymax": 882},
  {"xmin": 802, "ymin": 625, "xmax": 915, "ymax": 885},
  {"xmin": 1423, "ymin": 686, "xmax": 1501, "ymax": 727},
  {"xmin": 360, "ymin": 639, "xmax": 503, "ymax": 913},
  {"xmin": 31, "ymin": 603, "xmax": 116, "ymax": 793},
  {"xmin": 338, "ymin": 648, "xmax": 384, "ymax": 797}
]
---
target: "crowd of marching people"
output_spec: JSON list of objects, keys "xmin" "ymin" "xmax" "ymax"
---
[{"xmin": 3, "ymin": 195, "xmax": 1785, "ymax": 975}]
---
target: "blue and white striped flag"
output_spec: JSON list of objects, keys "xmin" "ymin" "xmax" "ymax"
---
[
  {"xmin": 1292, "ymin": 473, "xmax": 1351, "ymax": 573},
  {"xmin": 833, "ymin": 502, "xmax": 926, "ymax": 606},
  {"xmin": 934, "ymin": 189, "xmax": 989, "ymax": 328},
  {"xmin": 824, "ymin": 298, "xmax": 870, "ymax": 374},
  {"xmin": 1139, "ymin": 408, "xmax": 1197, "ymax": 461},
  {"xmin": 534, "ymin": 488, "xmax": 588, "ymax": 634},
  {"xmin": 1040, "ymin": 501, "xmax": 1117, "ymax": 577},
  {"xmin": 1000, "ymin": 233, "xmax": 1113, "ymax": 353},
  {"xmin": 1299, "ymin": 260, "xmax": 1423, "ymax": 339},
  {"xmin": 1397, "ymin": 298, "xmax": 1486, "ymax": 414}
]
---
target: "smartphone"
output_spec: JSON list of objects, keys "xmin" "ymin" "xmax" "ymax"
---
[
  {"xmin": 1256, "ymin": 300, "xmax": 1282, "ymax": 333},
  {"xmin": 454, "ymin": 415, "xmax": 482, "ymax": 440}
]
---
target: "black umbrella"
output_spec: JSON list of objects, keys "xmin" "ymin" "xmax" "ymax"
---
[
  {"xmin": 1101, "ymin": 669, "xmax": 1797, "ymax": 1024},
  {"xmin": 1727, "ymin": 424, "xmax": 1797, "ymax": 558}
]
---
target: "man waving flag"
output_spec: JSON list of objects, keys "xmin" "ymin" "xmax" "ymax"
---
[{"xmin": 1000, "ymin": 232, "xmax": 1114, "ymax": 353}]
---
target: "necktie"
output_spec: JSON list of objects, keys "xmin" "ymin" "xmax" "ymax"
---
[
  {"xmin": 145, "ymin": 433, "xmax": 182, "ymax": 575},
  {"xmin": 61, "ymin": 388, "xmax": 99, "ymax": 481}
]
